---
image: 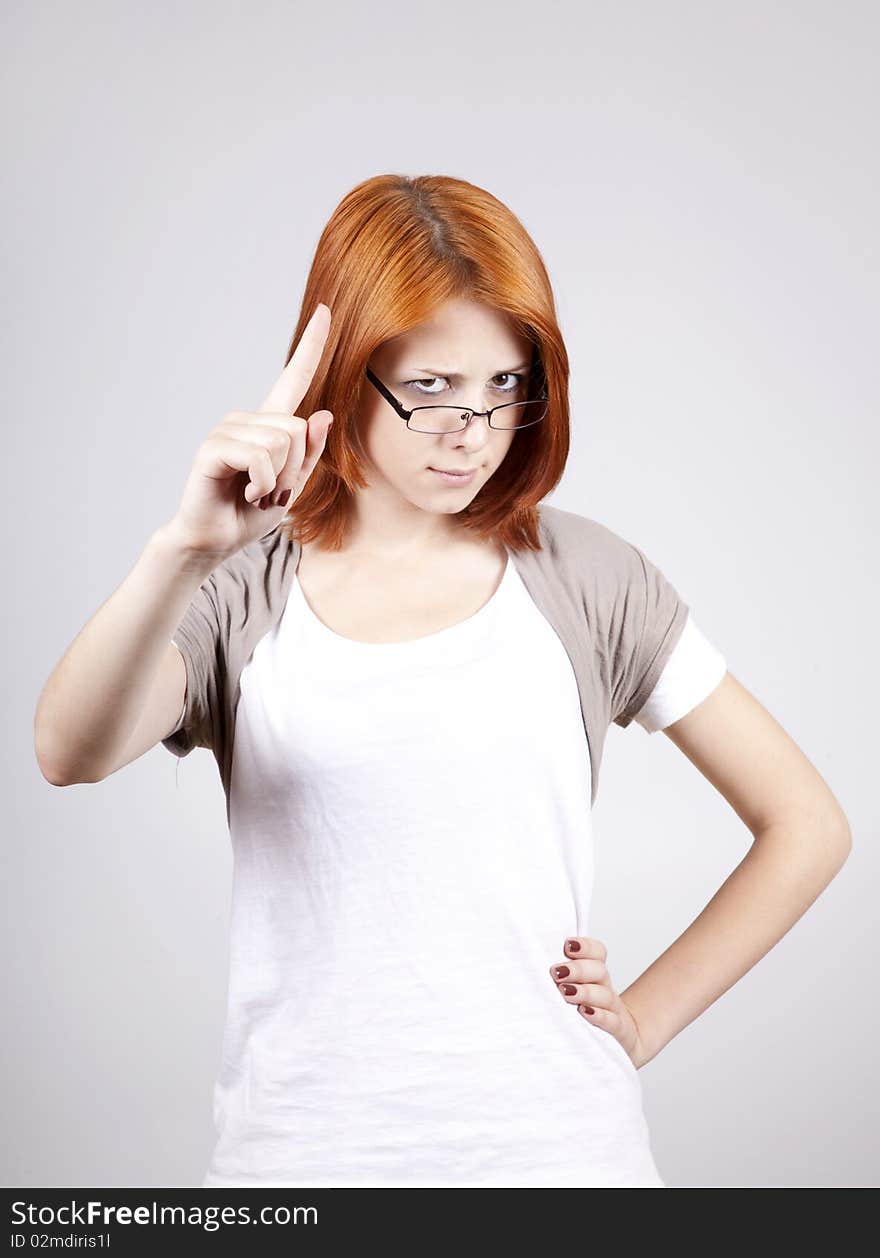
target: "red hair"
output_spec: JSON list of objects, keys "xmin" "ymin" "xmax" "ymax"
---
[{"xmin": 278, "ymin": 173, "xmax": 570, "ymax": 553}]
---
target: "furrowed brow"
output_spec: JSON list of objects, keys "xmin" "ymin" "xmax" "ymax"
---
[{"xmin": 407, "ymin": 362, "xmax": 531, "ymax": 377}]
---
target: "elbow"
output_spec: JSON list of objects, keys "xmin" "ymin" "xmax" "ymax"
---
[
  {"xmin": 35, "ymin": 745, "xmax": 76, "ymax": 787},
  {"xmin": 34, "ymin": 725, "xmax": 64, "ymax": 785},
  {"xmin": 34, "ymin": 729, "xmax": 89, "ymax": 788},
  {"xmin": 834, "ymin": 816, "xmax": 853, "ymax": 869},
  {"xmin": 34, "ymin": 706, "xmax": 85, "ymax": 786},
  {"xmin": 753, "ymin": 808, "xmax": 852, "ymax": 879},
  {"xmin": 815, "ymin": 812, "xmax": 852, "ymax": 880},
  {"xmin": 35, "ymin": 753, "xmax": 105, "ymax": 786},
  {"xmin": 36, "ymin": 759, "xmax": 73, "ymax": 787},
  {"xmin": 34, "ymin": 706, "xmax": 69, "ymax": 785}
]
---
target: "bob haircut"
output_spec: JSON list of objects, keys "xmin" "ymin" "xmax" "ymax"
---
[{"xmin": 278, "ymin": 173, "xmax": 571, "ymax": 554}]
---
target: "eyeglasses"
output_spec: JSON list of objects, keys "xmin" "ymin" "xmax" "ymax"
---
[{"xmin": 365, "ymin": 366, "xmax": 549, "ymax": 434}]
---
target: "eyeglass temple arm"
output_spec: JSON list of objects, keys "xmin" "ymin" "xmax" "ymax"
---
[{"xmin": 365, "ymin": 366, "xmax": 411, "ymax": 419}]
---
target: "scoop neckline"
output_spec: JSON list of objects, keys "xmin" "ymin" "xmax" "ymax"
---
[{"xmin": 290, "ymin": 549, "xmax": 514, "ymax": 652}]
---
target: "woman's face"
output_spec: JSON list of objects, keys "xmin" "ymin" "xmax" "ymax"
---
[{"xmin": 359, "ymin": 297, "xmax": 535, "ymax": 517}]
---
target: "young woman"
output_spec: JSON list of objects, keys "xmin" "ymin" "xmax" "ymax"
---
[{"xmin": 35, "ymin": 174, "xmax": 851, "ymax": 1189}]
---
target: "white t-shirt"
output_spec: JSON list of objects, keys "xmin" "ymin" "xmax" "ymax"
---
[{"xmin": 198, "ymin": 553, "xmax": 726, "ymax": 1188}]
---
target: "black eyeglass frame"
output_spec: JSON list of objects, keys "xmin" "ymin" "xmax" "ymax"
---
[{"xmin": 364, "ymin": 365, "xmax": 549, "ymax": 431}]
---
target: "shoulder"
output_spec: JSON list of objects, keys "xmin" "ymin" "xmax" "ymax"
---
[{"xmin": 535, "ymin": 502, "xmax": 647, "ymax": 586}]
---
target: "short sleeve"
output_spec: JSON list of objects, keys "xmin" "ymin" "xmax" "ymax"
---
[
  {"xmin": 161, "ymin": 572, "xmax": 223, "ymax": 758},
  {"xmin": 611, "ymin": 543, "xmax": 691, "ymax": 728},
  {"xmin": 630, "ymin": 614, "xmax": 727, "ymax": 733}
]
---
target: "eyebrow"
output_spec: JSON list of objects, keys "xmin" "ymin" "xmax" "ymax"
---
[{"xmin": 405, "ymin": 362, "xmax": 531, "ymax": 378}]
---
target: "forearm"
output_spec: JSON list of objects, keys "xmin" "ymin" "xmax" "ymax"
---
[
  {"xmin": 34, "ymin": 521, "xmax": 220, "ymax": 784},
  {"xmin": 620, "ymin": 818, "xmax": 852, "ymax": 1067}
]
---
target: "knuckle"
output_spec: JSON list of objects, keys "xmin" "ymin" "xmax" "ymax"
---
[{"xmin": 264, "ymin": 430, "xmax": 291, "ymax": 455}]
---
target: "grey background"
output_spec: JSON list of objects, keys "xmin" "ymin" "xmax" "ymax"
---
[{"xmin": 5, "ymin": 0, "xmax": 877, "ymax": 1187}]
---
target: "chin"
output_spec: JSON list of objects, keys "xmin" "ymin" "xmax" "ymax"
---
[
  {"xmin": 395, "ymin": 468, "xmax": 489, "ymax": 513},
  {"xmin": 409, "ymin": 494, "xmax": 474, "ymax": 515}
]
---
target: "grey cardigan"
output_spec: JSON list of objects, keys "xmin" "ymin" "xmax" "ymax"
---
[{"xmin": 162, "ymin": 502, "xmax": 689, "ymax": 819}]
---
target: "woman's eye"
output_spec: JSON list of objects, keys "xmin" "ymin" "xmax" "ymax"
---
[
  {"xmin": 404, "ymin": 373, "xmax": 525, "ymax": 393},
  {"xmin": 494, "ymin": 372, "xmax": 523, "ymax": 390},
  {"xmin": 405, "ymin": 377, "xmax": 446, "ymax": 393}
]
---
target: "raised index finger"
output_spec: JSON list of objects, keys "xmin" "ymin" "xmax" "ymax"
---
[{"xmin": 258, "ymin": 303, "xmax": 332, "ymax": 415}]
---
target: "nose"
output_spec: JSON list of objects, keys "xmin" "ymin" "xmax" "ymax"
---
[
  {"xmin": 460, "ymin": 410, "xmax": 491, "ymax": 428},
  {"xmin": 450, "ymin": 410, "xmax": 492, "ymax": 449}
]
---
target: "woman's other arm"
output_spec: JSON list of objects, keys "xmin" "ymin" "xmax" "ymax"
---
[{"xmin": 618, "ymin": 671, "xmax": 852, "ymax": 1066}]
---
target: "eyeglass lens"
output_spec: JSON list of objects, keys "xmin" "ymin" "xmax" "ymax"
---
[{"xmin": 407, "ymin": 399, "xmax": 548, "ymax": 433}]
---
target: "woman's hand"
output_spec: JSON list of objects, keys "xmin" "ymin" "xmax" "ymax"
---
[
  {"xmin": 165, "ymin": 303, "xmax": 335, "ymax": 562},
  {"xmin": 549, "ymin": 935, "xmax": 647, "ymax": 1069}
]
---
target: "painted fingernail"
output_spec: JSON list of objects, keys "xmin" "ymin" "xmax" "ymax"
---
[
  {"xmin": 277, "ymin": 489, "xmax": 291, "ymax": 506},
  {"xmin": 581, "ymin": 1005, "xmax": 595, "ymax": 1015},
  {"xmin": 553, "ymin": 966, "xmax": 570, "ymax": 979},
  {"xmin": 566, "ymin": 939, "xmax": 580, "ymax": 952},
  {"xmin": 562, "ymin": 984, "xmax": 577, "ymax": 996}
]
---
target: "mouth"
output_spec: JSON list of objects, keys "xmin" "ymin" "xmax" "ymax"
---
[{"xmin": 428, "ymin": 466, "xmax": 479, "ymax": 484}]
